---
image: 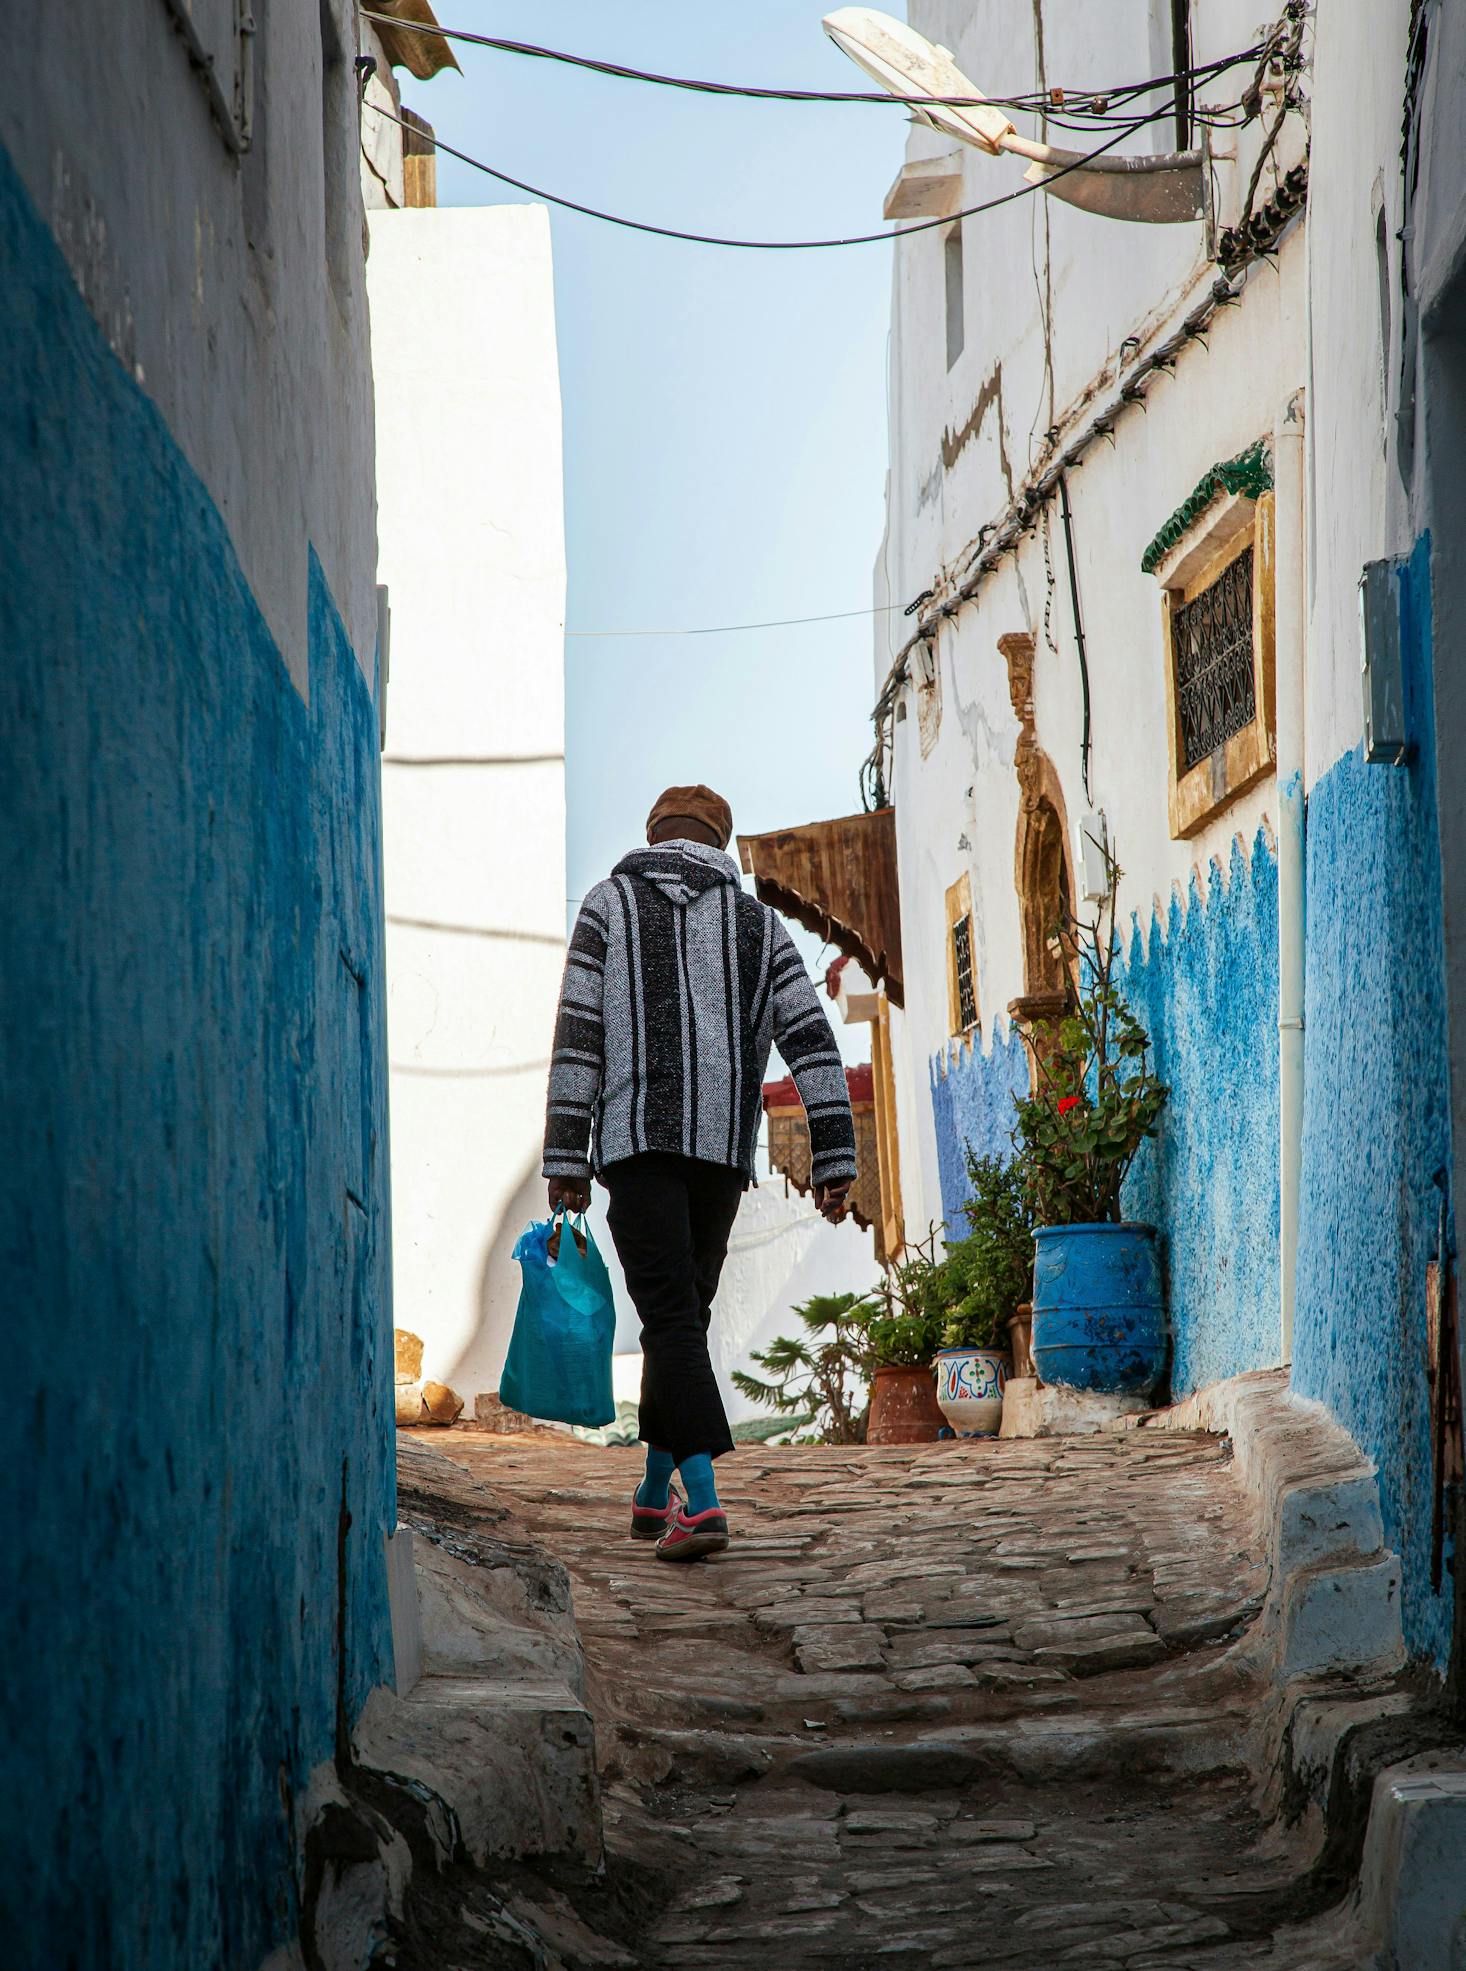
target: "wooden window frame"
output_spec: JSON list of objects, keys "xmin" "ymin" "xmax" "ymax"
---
[
  {"xmin": 943, "ymin": 872, "xmax": 978, "ymax": 1039},
  {"xmin": 1156, "ymin": 489, "xmax": 1276, "ymax": 840},
  {"xmin": 872, "ymin": 991, "xmax": 905, "ymax": 1263}
]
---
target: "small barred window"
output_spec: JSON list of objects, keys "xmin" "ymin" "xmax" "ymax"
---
[
  {"xmin": 1171, "ymin": 546, "xmax": 1257, "ymax": 772},
  {"xmin": 951, "ymin": 914, "xmax": 977, "ymax": 1032}
]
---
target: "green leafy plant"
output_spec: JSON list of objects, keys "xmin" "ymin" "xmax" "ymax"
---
[
  {"xmin": 864, "ymin": 1227, "xmax": 951, "ymax": 1367},
  {"xmin": 732, "ymin": 1292, "xmax": 876, "ymax": 1445},
  {"xmin": 1011, "ymin": 837, "xmax": 1168, "ymax": 1225},
  {"xmin": 938, "ymin": 1151, "xmax": 1035, "ymax": 1351}
]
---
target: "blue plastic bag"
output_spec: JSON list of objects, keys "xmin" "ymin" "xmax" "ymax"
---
[{"xmin": 499, "ymin": 1212, "xmax": 617, "ymax": 1428}]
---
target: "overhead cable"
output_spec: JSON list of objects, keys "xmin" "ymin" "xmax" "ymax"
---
[
  {"xmin": 363, "ymin": 94, "xmax": 1194, "ymax": 251},
  {"xmin": 567, "ymin": 604, "xmax": 896, "ymax": 638},
  {"xmin": 357, "ymin": 9, "xmax": 1262, "ymax": 116}
]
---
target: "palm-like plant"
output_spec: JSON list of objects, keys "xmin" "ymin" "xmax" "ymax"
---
[{"xmin": 732, "ymin": 1292, "xmax": 876, "ymax": 1444}]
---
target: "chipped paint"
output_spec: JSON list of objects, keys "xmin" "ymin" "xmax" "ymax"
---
[{"xmin": 0, "ymin": 138, "xmax": 394, "ymax": 1968}]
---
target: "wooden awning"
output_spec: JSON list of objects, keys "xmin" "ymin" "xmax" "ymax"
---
[
  {"xmin": 365, "ymin": 0, "xmax": 461, "ymax": 80},
  {"xmin": 738, "ymin": 808, "xmax": 903, "ymax": 1007}
]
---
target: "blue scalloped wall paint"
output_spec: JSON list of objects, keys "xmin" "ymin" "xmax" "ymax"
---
[
  {"xmin": 1292, "ymin": 536, "xmax": 1454, "ymax": 1667},
  {"xmin": 1118, "ymin": 831, "xmax": 1282, "ymax": 1397},
  {"xmin": 927, "ymin": 839, "xmax": 1280, "ymax": 1397},
  {"xmin": 930, "ymin": 1024, "xmax": 1031, "ymax": 1235},
  {"xmin": 0, "ymin": 139, "xmax": 395, "ymax": 1967}
]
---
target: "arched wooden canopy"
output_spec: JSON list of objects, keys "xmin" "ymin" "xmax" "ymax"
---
[{"xmin": 737, "ymin": 807, "xmax": 903, "ymax": 1007}]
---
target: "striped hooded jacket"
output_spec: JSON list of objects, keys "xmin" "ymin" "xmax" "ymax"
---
[{"xmin": 542, "ymin": 842, "xmax": 857, "ymax": 1188}]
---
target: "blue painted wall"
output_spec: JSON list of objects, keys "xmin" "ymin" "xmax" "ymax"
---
[
  {"xmin": 1292, "ymin": 537, "xmax": 1454, "ymax": 1666},
  {"xmin": 929, "ymin": 1022, "xmax": 1031, "ymax": 1235},
  {"xmin": 927, "ymin": 836, "xmax": 1279, "ymax": 1400},
  {"xmin": 0, "ymin": 139, "xmax": 395, "ymax": 1967},
  {"xmin": 1119, "ymin": 831, "xmax": 1282, "ymax": 1397}
]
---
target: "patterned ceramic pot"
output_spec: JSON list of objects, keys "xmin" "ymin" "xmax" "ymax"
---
[
  {"xmin": 867, "ymin": 1363, "xmax": 946, "ymax": 1444},
  {"xmin": 934, "ymin": 1348, "xmax": 1009, "ymax": 1436}
]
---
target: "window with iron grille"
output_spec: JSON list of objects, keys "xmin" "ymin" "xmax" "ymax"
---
[
  {"xmin": 951, "ymin": 914, "xmax": 977, "ymax": 1031},
  {"xmin": 1171, "ymin": 546, "xmax": 1257, "ymax": 772}
]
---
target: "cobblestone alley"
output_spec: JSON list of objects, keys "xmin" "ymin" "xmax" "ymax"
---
[{"xmin": 381, "ymin": 1416, "xmax": 1456, "ymax": 1971}]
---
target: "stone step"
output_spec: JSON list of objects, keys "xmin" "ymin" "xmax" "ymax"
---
[
  {"xmin": 1278, "ymin": 1551, "xmax": 1404, "ymax": 1683},
  {"xmin": 353, "ymin": 1673, "xmax": 602, "ymax": 1867},
  {"xmin": 1354, "ymin": 1759, "xmax": 1466, "ymax": 1969}
]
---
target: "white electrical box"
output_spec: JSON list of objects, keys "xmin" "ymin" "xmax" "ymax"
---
[
  {"xmin": 1076, "ymin": 809, "xmax": 1109, "ymax": 901},
  {"xmin": 1360, "ymin": 559, "xmax": 1407, "ymax": 764}
]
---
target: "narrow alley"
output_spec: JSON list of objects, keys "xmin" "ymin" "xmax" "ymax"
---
[
  {"xmin": 379, "ymin": 1399, "xmax": 1455, "ymax": 1971},
  {"xmin": 9, "ymin": 2, "xmax": 1466, "ymax": 1966}
]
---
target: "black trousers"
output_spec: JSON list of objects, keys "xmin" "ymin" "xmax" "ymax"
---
[{"xmin": 601, "ymin": 1152, "xmax": 744, "ymax": 1464}]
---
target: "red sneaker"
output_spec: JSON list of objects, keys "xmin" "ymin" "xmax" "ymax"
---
[
  {"xmin": 629, "ymin": 1490, "xmax": 681, "ymax": 1541},
  {"xmin": 655, "ymin": 1505, "xmax": 730, "ymax": 1563}
]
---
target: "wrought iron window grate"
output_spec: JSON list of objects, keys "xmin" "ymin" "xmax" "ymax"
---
[
  {"xmin": 952, "ymin": 913, "xmax": 977, "ymax": 1031},
  {"xmin": 1172, "ymin": 547, "xmax": 1256, "ymax": 771}
]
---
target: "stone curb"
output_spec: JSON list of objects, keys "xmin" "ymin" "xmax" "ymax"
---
[
  {"xmin": 1136, "ymin": 1367, "xmax": 1466, "ymax": 1964},
  {"xmin": 1135, "ymin": 1368, "xmax": 1404, "ymax": 1685}
]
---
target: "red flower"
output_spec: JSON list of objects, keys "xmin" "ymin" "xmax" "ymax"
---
[{"xmin": 1057, "ymin": 1095, "xmax": 1082, "ymax": 1115}]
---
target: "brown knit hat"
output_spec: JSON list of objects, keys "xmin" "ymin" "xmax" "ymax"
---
[{"xmin": 646, "ymin": 784, "xmax": 734, "ymax": 849}]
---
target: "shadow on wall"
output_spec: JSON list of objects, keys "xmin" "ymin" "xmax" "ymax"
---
[
  {"xmin": 450, "ymin": 1153, "xmax": 545, "ymax": 1400},
  {"xmin": 1291, "ymin": 537, "xmax": 1454, "ymax": 1667},
  {"xmin": 449, "ymin": 1154, "xmax": 648, "ymax": 1405}
]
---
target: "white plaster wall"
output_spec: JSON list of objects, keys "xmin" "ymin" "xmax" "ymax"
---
[
  {"xmin": 1302, "ymin": 0, "xmax": 1414, "ymax": 781},
  {"xmin": 875, "ymin": 0, "xmax": 1313, "ymax": 1233},
  {"xmin": 0, "ymin": 0, "xmax": 383, "ymax": 684},
  {"xmin": 369, "ymin": 204, "xmax": 567, "ymax": 1402},
  {"xmin": 709, "ymin": 1182, "xmax": 877, "ymax": 1426}
]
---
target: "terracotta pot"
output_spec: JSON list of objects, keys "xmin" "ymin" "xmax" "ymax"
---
[
  {"xmin": 867, "ymin": 1363, "xmax": 945, "ymax": 1444},
  {"xmin": 1006, "ymin": 1303, "xmax": 1035, "ymax": 1381}
]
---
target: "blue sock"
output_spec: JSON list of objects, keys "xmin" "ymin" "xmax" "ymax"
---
[
  {"xmin": 679, "ymin": 1452, "xmax": 720, "ymax": 1516},
  {"xmin": 635, "ymin": 1446, "xmax": 676, "ymax": 1510}
]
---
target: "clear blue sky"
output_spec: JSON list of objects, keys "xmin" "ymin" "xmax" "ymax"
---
[{"xmin": 400, "ymin": 3, "xmax": 910, "ymax": 1064}]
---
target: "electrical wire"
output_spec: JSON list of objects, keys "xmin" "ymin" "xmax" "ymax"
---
[
  {"xmin": 364, "ymin": 94, "xmax": 1198, "ymax": 252},
  {"xmin": 357, "ymin": 8, "xmax": 1263, "ymax": 117},
  {"xmin": 566, "ymin": 604, "xmax": 896, "ymax": 638}
]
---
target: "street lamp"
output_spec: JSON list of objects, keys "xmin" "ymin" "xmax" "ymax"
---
[{"xmin": 822, "ymin": 8, "xmax": 1206, "ymax": 225}]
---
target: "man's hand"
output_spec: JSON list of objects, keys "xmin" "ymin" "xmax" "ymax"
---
[
  {"xmin": 548, "ymin": 1175, "xmax": 591, "ymax": 1215},
  {"xmin": 815, "ymin": 1179, "xmax": 853, "ymax": 1225}
]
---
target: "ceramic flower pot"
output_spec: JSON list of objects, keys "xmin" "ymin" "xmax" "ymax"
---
[
  {"xmin": 934, "ymin": 1347, "xmax": 1008, "ymax": 1436},
  {"xmin": 1031, "ymin": 1223, "xmax": 1167, "ymax": 1395},
  {"xmin": 866, "ymin": 1363, "xmax": 946, "ymax": 1444}
]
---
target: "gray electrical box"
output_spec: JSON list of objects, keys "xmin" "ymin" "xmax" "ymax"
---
[{"xmin": 1359, "ymin": 558, "xmax": 1407, "ymax": 764}]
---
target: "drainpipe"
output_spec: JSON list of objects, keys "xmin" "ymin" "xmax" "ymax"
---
[{"xmin": 1275, "ymin": 390, "xmax": 1307, "ymax": 1363}]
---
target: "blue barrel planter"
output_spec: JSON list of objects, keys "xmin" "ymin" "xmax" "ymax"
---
[{"xmin": 1031, "ymin": 1223, "xmax": 1167, "ymax": 1394}]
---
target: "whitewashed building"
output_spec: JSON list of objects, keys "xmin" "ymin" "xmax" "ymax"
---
[
  {"xmin": 367, "ymin": 183, "xmax": 567, "ymax": 1408},
  {"xmin": 865, "ymin": 0, "xmax": 1466, "ymax": 1674}
]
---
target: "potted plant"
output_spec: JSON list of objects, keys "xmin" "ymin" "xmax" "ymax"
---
[
  {"xmin": 1011, "ymin": 840, "xmax": 1170, "ymax": 1397},
  {"xmin": 933, "ymin": 1152, "xmax": 1035, "ymax": 1434},
  {"xmin": 864, "ymin": 1232, "xmax": 950, "ymax": 1444},
  {"xmin": 732, "ymin": 1292, "xmax": 876, "ymax": 1444}
]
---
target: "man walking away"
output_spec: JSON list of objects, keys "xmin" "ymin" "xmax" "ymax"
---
[{"xmin": 543, "ymin": 784, "xmax": 856, "ymax": 1560}]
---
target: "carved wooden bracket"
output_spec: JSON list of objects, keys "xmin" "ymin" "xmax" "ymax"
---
[
  {"xmin": 998, "ymin": 631, "xmax": 1044, "ymax": 812},
  {"xmin": 1007, "ymin": 989, "xmax": 1072, "ymax": 1079},
  {"xmin": 999, "ymin": 629, "xmax": 1078, "ymax": 1009}
]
